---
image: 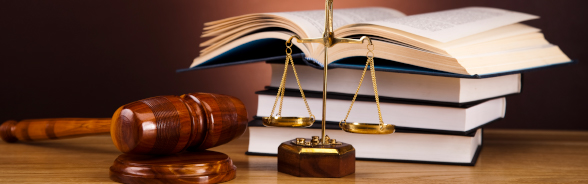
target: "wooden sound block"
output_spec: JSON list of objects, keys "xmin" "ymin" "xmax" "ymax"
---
[
  {"xmin": 278, "ymin": 139, "xmax": 355, "ymax": 178},
  {"xmin": 110, "ymin": 150, "xmax": 236, "ymax": 184}
]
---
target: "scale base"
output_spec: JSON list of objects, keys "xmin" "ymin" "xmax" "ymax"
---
[{"xmin": 277, "ymin": 139, "xmax": 355, "ymax": 178}]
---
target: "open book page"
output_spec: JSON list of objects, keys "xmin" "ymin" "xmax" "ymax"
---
[
  {"xmin": 366, "ymin": 7, "xmax": 539, "ymax": 43},
  {"xmin": 269, "ymin": 7, "xmax": 405, "ymax": 39}
]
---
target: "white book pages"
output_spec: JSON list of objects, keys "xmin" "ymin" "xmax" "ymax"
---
[
  {"xmin": 248, "ymin": 127, "xmax": 482, "ymax": 163},
  {"xmin": 367, "ymin": 7, "xmax": 539, "ymax": 42},
  {"xmin": 269, "ymin": 7, "xmax": 405, "ymax": 49},
  {"xmin": 256, "ymin": 94, "xmax": 506, "ymax": 131},
  {"xmin": 269, "ymin": 64, "xmax": 521, "ymax": 103}
]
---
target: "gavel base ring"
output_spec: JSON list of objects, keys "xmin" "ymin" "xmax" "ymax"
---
[{"xmin": 109, "ymin": 150, "xmax": 236, "ymax": 184}]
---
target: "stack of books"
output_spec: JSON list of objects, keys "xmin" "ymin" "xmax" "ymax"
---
[
  {"xmin": 183, "ymin": 7, "xmax": 572, "ymax": 165},
  {"xmin": 248, "ymin": 65, "xmax": 510, "ymax": 165}
]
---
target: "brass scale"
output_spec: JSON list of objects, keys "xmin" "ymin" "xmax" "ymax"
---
[{"xmin": 262, "ymin": 0, "xmax": 395, "ymax": 147}]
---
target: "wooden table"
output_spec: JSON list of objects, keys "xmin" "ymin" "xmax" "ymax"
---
[{"xmin": 1, "ymin": 129, "xmax": 587, "ymax": 183}]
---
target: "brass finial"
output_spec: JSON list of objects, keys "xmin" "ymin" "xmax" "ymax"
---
[
  {"xmin": 296, "ymin": 138, "xmax": 306, "ymax": 145},
  {"xmin": 324, "ymin": 135, "xmax": 331, "ymax": 144},
  {"xmin": 311, "ymin": 136, "xmax": 320, "ymax": 146}
]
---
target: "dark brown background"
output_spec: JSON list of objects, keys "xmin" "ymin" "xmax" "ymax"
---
[{"xmin": 1, "ymin": 0, "xmax": 586, "ymax": 130}]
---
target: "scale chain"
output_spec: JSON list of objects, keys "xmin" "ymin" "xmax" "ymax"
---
[
  {"xmin": 277, "ymin": 60, "xmax": 287, "ymax": 116},
  {"xmin": 270, "ymin": 53, "xmax": 289, "ymax": 117},
  {"xmin": 270, "ymin": 40, "xmax": 314, "ymax": 120},
  {"xmin": 340, "ymin": 43, "xmax": 385, "ymax": 129}
]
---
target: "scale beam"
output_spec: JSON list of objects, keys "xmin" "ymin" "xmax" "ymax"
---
[{"xmin": 287, "ymin": 35, "xmax": 373, "ymax": 47}]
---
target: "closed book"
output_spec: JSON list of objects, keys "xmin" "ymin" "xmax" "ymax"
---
[
  {"xmin": 247, "ymin": 119, "xmax": 483, "ymax": 166},
  {"xmin": 267, "ymin": 63, "xmax": 521, "ymax": 104},
  {"xmin": 256, "ymin": 89, "xmax": 505, "ymax": 135}
]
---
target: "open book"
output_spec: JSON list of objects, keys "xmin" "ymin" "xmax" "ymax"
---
[{"xmin": 188, "ymin": 7, "xmax": 571, "ymax": 76}]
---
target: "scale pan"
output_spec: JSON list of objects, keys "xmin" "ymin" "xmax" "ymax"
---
[
  {"xmin": 341, "ymin": 122, "xmax": 395, "ymax": 134},
  {"xmin": 262, "ymin": 116, "xmax": 314, "ymax": 127}
]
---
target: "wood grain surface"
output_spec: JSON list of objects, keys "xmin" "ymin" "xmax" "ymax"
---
[
  {"xmin": 110, "ymin": 93, "xmax": 248, "ymax": 155},
  {"xmin": 0, "ymin": 118, "xmax": 111, "ymax": 142},
  {"xmin": 109, "ymin": 150, "xmax": 236, "ymax": 184},
  {"xmin": 0, "ymin": 129, "xmax": 587, "ymax": 183},
  {"xmin": 278, "ymin": 140, "xmax": 355, "ymax": 178},
  {"xmin": 0, "ymin": 93, "xmax": 248, "ymax": 156}
]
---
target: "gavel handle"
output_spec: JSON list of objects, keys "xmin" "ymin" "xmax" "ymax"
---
[{"xmin": 0, "ymin": 118, "xmax": 111, "ymax": 143}]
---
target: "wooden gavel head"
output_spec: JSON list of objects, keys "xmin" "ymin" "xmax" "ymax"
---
[
  {"xmin": 0, "ymin": 93, "xmax": 248, "ymax": 155},
  {"xmin": 111, "ymin": 93, "xmax": 248, "ymax": 155}
]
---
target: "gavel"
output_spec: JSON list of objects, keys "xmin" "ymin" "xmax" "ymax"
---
[{"xmin": 0, "ymin": 93, "xmax": 248, "ymax": 155}]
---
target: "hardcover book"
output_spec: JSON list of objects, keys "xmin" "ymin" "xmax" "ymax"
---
[
  {"xmin": 247, "ymin": 120, "xmax": 483, "ymax": 165},
  {"xmin": 267, "ymin": 63, "xmax": 521, "ymax": 104},
  {"xmin": 256, "ymin": 89, "xmax": 505, "ymax": 134}
]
